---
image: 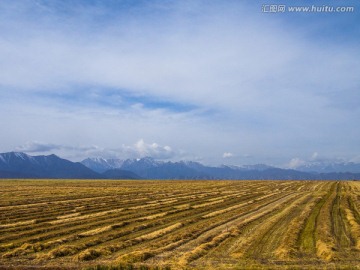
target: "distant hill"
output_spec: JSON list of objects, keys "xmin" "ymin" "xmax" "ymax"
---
[
  {"xmin": 0, "ymin": 152, "xmax": 359, "ymax": 180},
  {"xmin": 296, "ymin": 161, "xmax": 360, "ymax": 173},
  {"xmin": 0, "ymin": 152, "xmax": 101, "ymax": 179},
  {"xmin": 83, "ymin": 156, "xmax": 360, "ymax": 180},
  {"xmin": 0, "ymin": 169, "xmax": 35, "ymax": 178},
  {"xmin": 81, "ymin": 157, "xmax": 124, "ymax": 173},
  {"xmin": 102, "ymin": 169, "xmax": 141, "ymax": 179}
]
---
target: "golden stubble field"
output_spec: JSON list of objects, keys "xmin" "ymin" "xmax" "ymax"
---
[{"xmin": 0, "ymin": 180, "xmax": 360, "ymax": 270}]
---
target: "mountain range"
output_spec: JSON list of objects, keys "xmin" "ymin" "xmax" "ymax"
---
[
  {"xmin": 296, "ymin": 162, "xmax": 360, "ymax": 173},
  {"xmin": 1, "ymin": 152, "xmax": 360, "ymax": 180},
  {"xmin": 0, "ymin": 152, "xmax": 138, "ymax": 179}
]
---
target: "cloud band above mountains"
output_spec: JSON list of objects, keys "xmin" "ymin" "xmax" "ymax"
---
[{"xmin": 1, "ymin": 0, "xmax": 359, "ymax": 166}]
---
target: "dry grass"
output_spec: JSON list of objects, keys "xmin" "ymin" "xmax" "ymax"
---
[
  {"xmin": 78, "ymin": 225, "xmax": 114, "ymax": 237},
  {"xmin": 117, "ymin": 250, "xmax": 155, "ymax": 264},
  {"xmin": 1, "ymin": 180, "xmax": 359, "ymax": 270},
  {"xmin": 49, "ymin": 208, "xmax": 124, "ymax": 224},
  {"xmin": 180, "ymin": 230, "xmax": 232, "ymax": 264},
  {"xmin": 129, "ymin": 203, "xmax": 159, "ymax": 210},
  {"xmin": 173, "ymin": 204, "xmax": 190, "ymax": 210},
  {"xmin": 230, "ymin": 193, "xmax": 305, "ymax": 259},
  {"xmin": 345, "ymin": 208, "xmax": 360, "ymax": 249},
  {"xmin": 43, "ymin": 245, "xmax": 79, "ymax": 259},
  {"xmin": 134, "ymin": 223, "xmax": 183, "ymax": 242},
  {"xmin": 315, "ymin": 186, "xmax": 337, "ymax": 261},
  {"xmin": 192, "ymin": 199, "xmax": 224, "ymax": 209},
  {"xmin": 76, "ymin": 248, "xmax": 110, "ymax": 261},
  {"xmin": 0, "ymin": 219, "xmax": 36, "ymax": 228},
  {"xmin": 56, "ymin": 213, "xmax": 81, "ymax": 219},
  {"xmin": 202, "ymin": 201, "xmax": 250, "ymax": 218},
  {"xmin": 136, "ymin": 212, "xmax": 168, "ymax": 221},
  {"xmin": 275, "ymin": 196, "xmax": 319, "ymax": 259}
]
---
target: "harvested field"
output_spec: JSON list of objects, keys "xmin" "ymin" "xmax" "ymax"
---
[{"xmin": 0, "ymin": 180, "xmax": 360, "ymax": 269}]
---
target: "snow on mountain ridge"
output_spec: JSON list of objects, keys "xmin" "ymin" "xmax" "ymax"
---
[
  {"xmin": 0, "ymin": 152, "xmax": 34, "ymax": 164},
  {"xmin": 121, "ymin": 157, "xmax": 163, "ymax": 168},
  {"xmin": 81, "ymin": 157, "xmax": 125, "ymax": 173},
  {"xmin": 296, "ymin": 161, "xmax": 360, "ymax": 173},
  {"xmin": 0, "ymin": 152, "xmax": 100, "ymax": 178},
  {"xmin": 220, "ymin": 164, "xmax": 274, "ymax": 171}
]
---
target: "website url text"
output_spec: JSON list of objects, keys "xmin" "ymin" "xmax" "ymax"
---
[{"xmin": 261, "ymin": 5, "xmax": 355, "ymax": 13}]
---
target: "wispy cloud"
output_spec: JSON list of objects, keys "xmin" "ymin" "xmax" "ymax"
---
[
  {"xmin": 286, "ymin": 151, "xmax": 360, "ymax": 169},
  {"xmin": 1, "ymin": 0, "xmax": 359, "ymax": 165},
  {"xmin": 288, "ymin": 158, "xmax": 307, "ymax": 169},
  {"xmin": 16, "ymin": 142, "xmax": 64, "ymax": 153},
  {"xmin": 15, "ymin": 139, "xmax": 177, "ymax": 161},
  {"xmin": 133, "ymin": 139, "xmax": 174, "ymax": 159}
]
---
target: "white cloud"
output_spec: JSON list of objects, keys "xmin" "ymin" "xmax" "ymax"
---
[
  {"xmin": 286, "ymin": 152, "xmax": 360, "ymax": 170},
  {"xmin": 15, "ymin": 141, "xmax": 105, "ymax": 160},
  {"xmin": 288, "ymin": 158, "xmax": 306, "ymax": 169},
  {"xmin": 223, "ymin": 152, "xmax": 234, "ymax": 158},
  {"xmin": 311, "ymin": 152, "xmax": 319, "ymax": 161},
  {"xmin": 350, "ymin": 156, "xmax": 360, "ymax": 163},
  {"xmin": 15, "ymin": 141, "xmax": 62, "ymax": 153},
  {"xmin": 14, "ymin": 139, "xmax": 176, "ymax": 161},
  {"xmin": 134, "ymin": 139, "xmax": 174, "ymax": 159},
  {"xmin": 0, "ymin": 1, "xmax": 359, "ymax": 166}
]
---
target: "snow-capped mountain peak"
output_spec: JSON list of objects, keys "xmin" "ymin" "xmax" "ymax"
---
[
  {"xmin": 1, "ymin": 152, "xmax": 360, "ymax": 180},
  {"xmin": 296, "ymin": 161, "xmax": 360, "ymax": 173},
  {"xmin": 121, "ymin": 157, "xmax": 163, "ymax": 168},
  {"xmin": 81, "ymin": 157, "xmax": 124, "ymax": 173},
  {"xmin": 221, "ymin": 164, "xmax": 274, "ymax": 171},
  {"xmin": 0, "ymin": 152, "xmax": 99, "ymax": 179},
  {"xmin": 0, "ymin": 152, "xmax": 34, "ymax": 164}
]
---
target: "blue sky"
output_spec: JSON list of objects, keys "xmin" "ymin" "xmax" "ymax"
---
[{"xmin": 0, "ymin": 0, "xmax": 359, "ymax": 167}]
